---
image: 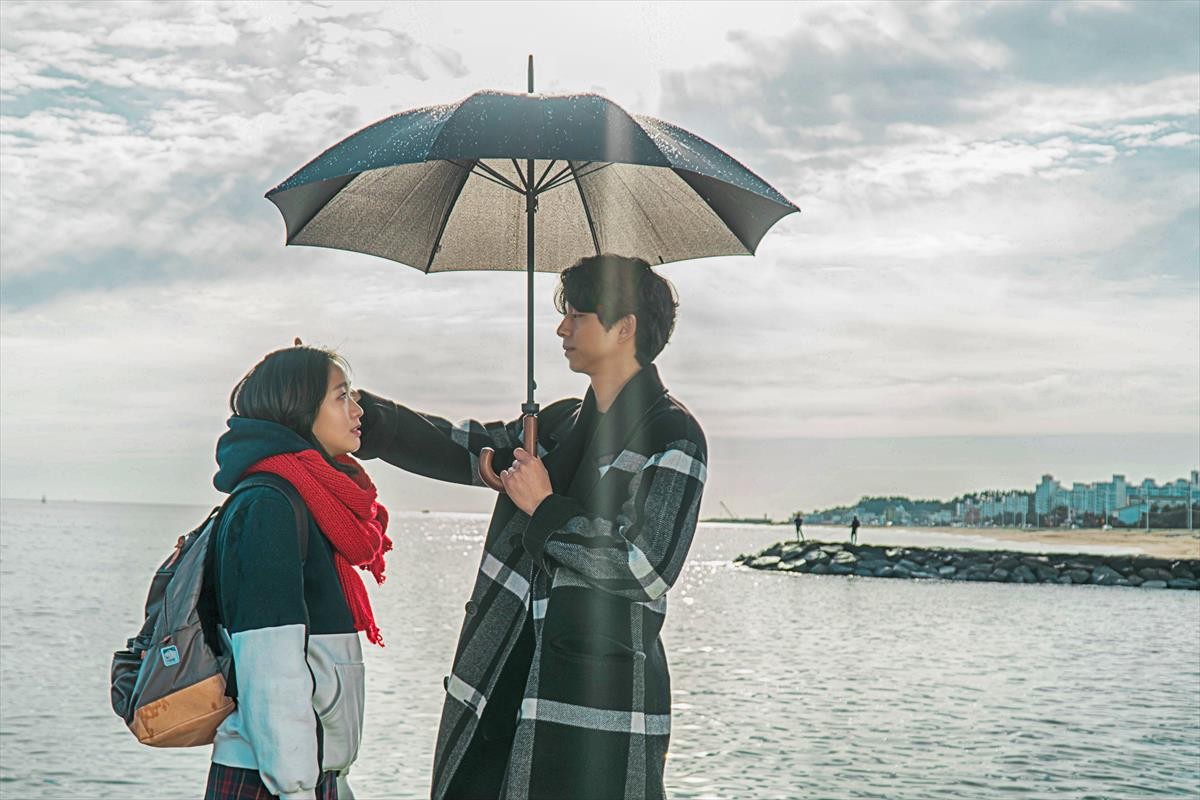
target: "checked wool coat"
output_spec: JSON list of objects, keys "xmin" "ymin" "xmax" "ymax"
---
[{"xmin": 356, "ymin": 365, "xmax": 707, "ymax": 800}]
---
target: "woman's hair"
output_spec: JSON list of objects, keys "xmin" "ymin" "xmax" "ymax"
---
[
  {"xmin": 554, "ymin": 254, "xmax": 678, "ymax": 366},
  {"xmin": 229, "ymin": 344, "xmax": 357, "ymax": 474}
]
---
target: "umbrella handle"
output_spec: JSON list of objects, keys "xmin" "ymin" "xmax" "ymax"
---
[{"xmin": 478, "ymin": 414, "xmax": 539, "ymax": 493}]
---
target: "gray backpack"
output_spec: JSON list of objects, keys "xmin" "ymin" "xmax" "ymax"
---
[{"xmin": 110, "ymin": 474, "xmax": 309, "ymax": 747}]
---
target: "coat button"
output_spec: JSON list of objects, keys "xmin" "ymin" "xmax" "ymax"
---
[{"xmin": 465, "ymin": 601, "xmax": 479, "ymax": 616}]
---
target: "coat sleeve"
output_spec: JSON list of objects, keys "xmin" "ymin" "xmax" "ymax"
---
[
  {"xmin": 354, "ymin": 390, "xmax": 574, "ymax": 487},
  {"xmin": 522, "ymin": 436, "xmax": 707, "ymax": 602},
  {"xmin": 217, "ymin": 491, "xmax": 319, "ymax": 800}
]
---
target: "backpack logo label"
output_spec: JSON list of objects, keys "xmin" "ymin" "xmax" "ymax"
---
[{"xmin": 160, "ymin": 646, "xmax": 180, "ymax": 667}]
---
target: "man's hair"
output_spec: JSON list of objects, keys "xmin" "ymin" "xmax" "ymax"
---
[
  {"xmin": 229, "ymin": 344, "xmax": 357, "ymax": 475},
  {"xmin": 554, "ymin": 254, "xmax": 678, "ymax": 366}
]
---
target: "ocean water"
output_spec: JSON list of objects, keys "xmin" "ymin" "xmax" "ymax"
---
[{"xmin": 1, "ymin": 499, "xmax": 1197, "ymax": 800}]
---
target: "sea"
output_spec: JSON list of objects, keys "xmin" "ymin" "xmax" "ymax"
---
[{"xmin": 1, "ymin": 499, "xmax": 1198, "ymax": 799}]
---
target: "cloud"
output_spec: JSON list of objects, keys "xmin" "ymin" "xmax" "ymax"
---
[
  {"xmin": 0, "ymin": 1, "xmax": 472, "ymax": 299},
  {"xmin": 1, "ymin": 1, "xmax": 1196, "ymax": 510}
]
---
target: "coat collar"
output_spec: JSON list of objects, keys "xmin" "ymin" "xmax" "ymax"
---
[{"xmin": 566, "ymin": 364, "xmax": 669, "ymax": 500}]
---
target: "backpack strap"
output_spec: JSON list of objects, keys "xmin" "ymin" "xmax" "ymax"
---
[
  {"xmin": 203, "ymin": 472, "xmax": 315, "ymax": 702},
  {"xmin": 231, "ymin": 473, "xmax": 310, "ymax": 562}
]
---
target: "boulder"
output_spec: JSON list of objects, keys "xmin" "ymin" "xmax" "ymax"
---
[
  {"xmin": 896, "ymin": 559, "xmax": 921, "ymax": 572},
  {"xmin": 1141, "ymin": 580, "xmax": 1168, "ymax": 589},
  {"xmin": 820, "ymin": 545, "xmax": 843, "ymax": 554},
  {"xmin": 1170, "ymin": 563, "xmax": 1196, "ymax": 580},
  {"xmin": 875, "ymin": 565, "xmax": 895, "ymax": 578},
  {"xmin": 1168, "ymin": 578, "xmax": 1199, "ymax": 590},
  {"xmin": 1125, "ymin": 575, "xmax": 1144, "ymax": 586},
  {"xmin": 991, "ymin": 568, "xmax": 1010, "ymax": 581},
  {"xmin": 1137, "ymin": 567, "xmax": 1173, "ymax": 582},
  {"xmin": 1066, "ymin": 569, "xmax": 1091, "ymax": 584},
  {"xmin": 762, "ymin": 543, "xmax": 784, "ymax": 558},
  {"xmin": 1034, "ymin": 565, "xmax": 1060, "ymax": 582},
  {"xmin": 1091, "ymin": 566, "xmax": 1123, "ymax": 586},
  {"xmin": 749, "ymin": 556, "xmax": 781, "ymax": 569},
  {"xmin": 937, "ymin": 565, "xmax": 957, "ymax": 577},
  {"xmin": 1055, "ymin": 575, "xmax": 1074, "ymax": 585},
  {"xmin": 995, "ymin": 556, "xmax": 1021, "ymax": 571},
  {"xmin": 832, "ymin": 551, "xmax": 858, "ymax": 565},
  {"xmin": 1012, "ymin": 565, "xmax": 1037, "ymax": 583},
  {"xmin": 810, "ymin": 563, "xmax": 830, "ymax": 575},
  {"xmin": 1107, "ymin": 558, "xmax": 1134, "ymax": 575},
  {"xmin": 828, "ymin": 563, "xmax": 854, "ymax": 575}
]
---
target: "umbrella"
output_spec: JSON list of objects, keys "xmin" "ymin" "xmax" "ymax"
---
[{"xmin": 266, "ymin": 57, "xmax": 799, "ymax": 490}]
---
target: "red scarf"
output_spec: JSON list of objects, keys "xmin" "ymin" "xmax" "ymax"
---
[{"xmin": 245, "ymin": 451, "xmax": 391, "ymax": 646}]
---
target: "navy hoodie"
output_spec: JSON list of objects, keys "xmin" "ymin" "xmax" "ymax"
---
[{"xmin": 210, "ymin": 417, "xmax": 365, "ymax": 799}]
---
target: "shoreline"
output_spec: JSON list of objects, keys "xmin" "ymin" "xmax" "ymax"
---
[
  {"xmin": 714, "ymin": 522, "xmax": 1200, "ymax": 560},
  {"xmin": 883, "ymin": 524, "xmax": 1200, "ymax": 560}
]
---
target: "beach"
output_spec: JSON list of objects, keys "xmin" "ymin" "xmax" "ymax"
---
[{"xmin": 907, "ymin": 525, "xmax": 1200, "ymax": 560}]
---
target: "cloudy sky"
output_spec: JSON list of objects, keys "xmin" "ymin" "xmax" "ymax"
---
[{"xmin": 2, "ymin": 1, "xmax": 1197, "ymax": 516}]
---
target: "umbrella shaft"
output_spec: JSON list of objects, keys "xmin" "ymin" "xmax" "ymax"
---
[{"xmin": 524, "ymin": 157, "xmax": 538, "ymax": 416}]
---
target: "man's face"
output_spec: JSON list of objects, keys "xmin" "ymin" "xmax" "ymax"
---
[{"xmin": 556, "ymin": 304, "xmax": 628, "ymax": 376}]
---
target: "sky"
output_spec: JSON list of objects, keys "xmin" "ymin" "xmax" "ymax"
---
[{"xmin": 1, "ymin": 0, "xmax": 1198, "ymax": 517}]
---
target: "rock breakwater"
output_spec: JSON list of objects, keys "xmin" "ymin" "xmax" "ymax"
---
[{"xmin": 734, "ymin": 540, "xmax": 1200, "ymax": 590}]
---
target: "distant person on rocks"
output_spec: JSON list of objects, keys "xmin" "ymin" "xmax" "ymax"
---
[
  {"xmin": 793, "ymin": 513, "xmax": 804, "ymax": 543},
  {"xmin": 354, "ymin": 254, "xmax": 707, "ymax": 800},
  {"xmin": 850, "ymin": 515, "xmax": 860, "ymax": 545}
]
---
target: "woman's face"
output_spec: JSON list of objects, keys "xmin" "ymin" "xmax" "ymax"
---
[{"xmin": 311, "ymin": 364, "xmax": 363, "ymax": 457}]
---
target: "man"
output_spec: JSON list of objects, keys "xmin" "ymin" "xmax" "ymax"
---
[
  {"xmin": 355, "ymin": 254, "xmax": 708, "ymax": 799},
  {"xmin": 850, "ymin": 514, "xmax": 860, "ymax": 545},
  {"xmin": 793, "ymin": 512, "xmax": 804, "ymax": 543}
]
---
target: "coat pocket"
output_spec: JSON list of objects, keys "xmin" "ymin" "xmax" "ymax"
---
[
  {"xmin": 547, "ymin": 633, "xmax": 639, "ymax": 663},
  {"xmin": 315, "ymin": 660, "xmax": 365, "ymax": 771}
]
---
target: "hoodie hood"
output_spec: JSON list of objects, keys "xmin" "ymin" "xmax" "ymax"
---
[{"xmin": 214, "ymin": 416, "xmax": 316, "ymax": 493}]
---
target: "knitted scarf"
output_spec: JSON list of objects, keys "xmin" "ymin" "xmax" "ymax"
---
[{"xmin": 245, "ymin": 450, "xmax": 392, "ymax": 646}]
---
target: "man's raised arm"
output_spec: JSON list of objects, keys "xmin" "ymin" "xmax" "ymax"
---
[{"xmin": 355, "ymin": 390, "xmax": 528, "ymax": 486}]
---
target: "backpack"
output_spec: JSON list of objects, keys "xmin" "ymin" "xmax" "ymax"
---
[{"xmin": 109, "ymin": 474, "xmax": 310, "ymax": 747}]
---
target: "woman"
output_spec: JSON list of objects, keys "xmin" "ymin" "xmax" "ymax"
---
[{"xmin": 205, "ymin": 344, "xmax": 391, "ymax": 800}]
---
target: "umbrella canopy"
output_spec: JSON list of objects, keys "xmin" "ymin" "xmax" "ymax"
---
[
  {"xmin": 266, "ymin": 90, "xmax": 798, "ymax": 273},
  {"xmin": 266, "ymin": 66, "xmax": 798, "ymax": 490}
]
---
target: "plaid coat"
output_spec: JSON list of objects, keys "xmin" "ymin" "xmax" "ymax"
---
[{"xmin": 357, "ymin": 365, "xmax": 707, "ymax": 800}]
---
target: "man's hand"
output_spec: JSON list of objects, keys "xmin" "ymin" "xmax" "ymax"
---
[{"xmin": 501, "ymin": 447, "xmax": 553, "ymax": 516}]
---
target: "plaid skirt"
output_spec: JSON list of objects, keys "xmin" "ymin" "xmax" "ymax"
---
[{"xmin": 205, "ymin": 762, "xmax": 338, "ymax": 800}]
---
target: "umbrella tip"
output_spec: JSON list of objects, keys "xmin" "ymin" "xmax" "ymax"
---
[
  {"xmin": 527, "ymin": 54, "xmax": 534, "ymax": 94},
  {"xmin": 294, "ymin": 337, "xmax": 303, "ymax": 346}
]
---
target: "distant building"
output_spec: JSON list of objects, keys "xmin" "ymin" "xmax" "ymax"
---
[
  {"xmin": 1115, "ymin": 503, "xmax": 1147, "ymax": 526},
  {"xmin": 1035, "ymin": 473, "xmax": 1140, "ymax": 519},
  {"xmin": 1035, "ymin": 474, "xmax": 1060, "ymax": 516}
]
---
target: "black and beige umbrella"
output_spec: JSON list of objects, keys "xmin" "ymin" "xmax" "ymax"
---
[{"xmin": 266, "ymin": 58, "xmax": 799, "ymax": 490}]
